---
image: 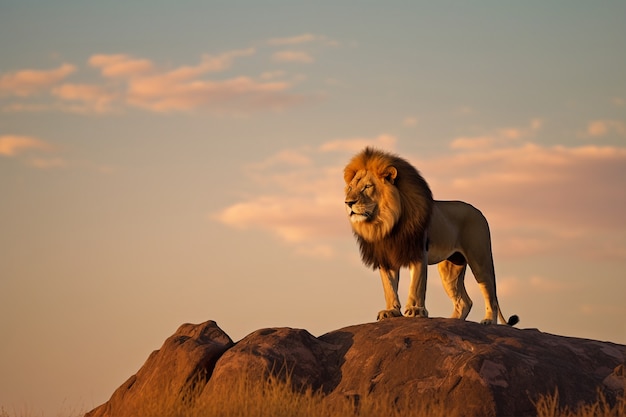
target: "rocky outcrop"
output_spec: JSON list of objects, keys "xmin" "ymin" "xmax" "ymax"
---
[
  {"xmin": 86, "ymin": 318, "xmax": 625, "ymax": 417},
  {"xmin": 86, "ymin": 321, "xmax": 233, "ymax": 417}
]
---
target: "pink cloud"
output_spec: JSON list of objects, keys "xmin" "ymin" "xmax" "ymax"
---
[
  {"xmin": 418, "ymin": 143, "xmax": 626, "ymax": 259},
  {"xmin": 403, "ymin": 116, "xmax": 418, "ymax": 127},
  {"xmin": 215, "ymin": 195, "xmax": 345, "ymax": 243},
  {"xmin": 267, "ymin": 33, "xmax": 337, "ymax": 47},
  {"xmin": 51, "ymin": 83, "xmax": 116, "ymax": 113},
  {"xmin": 0, "ymin": 63, "xmax": 76, "ymax": 97},
  {"xmin": 319, "ymin": 134, "xmax": 397, "ymax": 153},
  {"xmin": 87, "ymin": 50, "xmax": 305, "ymax": 112},
  {"xmin": 215, "ymin": 138, "xmax": 626, "ymax": 262},
  {"xmin": 585, "ymin": 119, "xmax": 626, "ymax": 137},
  {"xmin": 272, "ymin": 50, "xmax": 314, "ymax": 64},
  {"xmin": 0, "ymin": 135, "xmax": 51, "ymax": 156},
  {"xmin": 449, "ymin": 119, "xmax": 542, "ymax": 150},
  {"xmin": 88, "ymin": 54, "xmax": 154, "ymax": 78},
  {"xmin": 3, "ymin": 47, "xmax": 314, "ymax": 114},
  {"xmin": 126, "ymin": 75, "xmax": 293, "ymax": 112},
  {"xmin": 27, "ymin": 157, "xmax": 68, "ymax": 169},
  {"xmin": 268, "ymin": 34, "xmax": 318, "ymax": 45}
]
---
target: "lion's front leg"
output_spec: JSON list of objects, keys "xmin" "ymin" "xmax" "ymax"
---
[
  {"xmin": 405, "ymin": 258, "xmax": 429, "ymax": 318},
  {"xmin": 377, "ymin": 268, "xmax": 402, "ymax": 320}
]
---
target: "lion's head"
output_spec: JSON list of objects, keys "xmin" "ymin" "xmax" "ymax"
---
[
  {"xmin": 344, "ymin": 154, "xmax": 402, "ymax": 242},
  {"xmin": 344, "ymin": 147, "xmax": 434, "ymax": 269}
]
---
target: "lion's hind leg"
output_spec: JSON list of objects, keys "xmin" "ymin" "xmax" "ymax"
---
[{"xmin": 438, "ymin": 252, "xmax": 472, "ymax": 320}]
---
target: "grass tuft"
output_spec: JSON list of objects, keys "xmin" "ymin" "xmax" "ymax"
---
[
  {"xmin": 534, "ymin": 388, "xmax": 626, "ymax": 417},
  {"xmin": 2, "ymin": 377, "xmax": 624, "ymax": 417}
]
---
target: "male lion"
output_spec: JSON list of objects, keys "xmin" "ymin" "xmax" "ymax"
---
[{"xmin": 344, "ymin": 147, "xmax": 518, "ymax": 325}]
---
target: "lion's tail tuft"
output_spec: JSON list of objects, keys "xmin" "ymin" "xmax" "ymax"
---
[{"xmin": 506, "ymin": 315, "xmax": 520, "ymax": 326}]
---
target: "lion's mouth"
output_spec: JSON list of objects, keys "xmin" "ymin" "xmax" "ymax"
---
[{"xmin": 349, "ymin": 210, "xmax": 372, "ymax": 223}]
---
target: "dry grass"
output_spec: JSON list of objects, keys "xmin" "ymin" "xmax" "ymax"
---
[
  {"xmin": 534, "ymin": 389, "xmax": 626, "ymax": 417},
  {"xmin": 134, "ymin": 371, "xmax": 458, "ymax": 417},
  {"xmin": 2, "ymin": 377, "xmax": 624, "ymax": 417}
]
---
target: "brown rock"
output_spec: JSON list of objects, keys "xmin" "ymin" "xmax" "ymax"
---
[
  {"xmin": 86, "ymin": 318, "xmax": 625, "ymax": 417},
  {"xmin": 201, "ymin": 327, "xmax": 342, "ymax": 395},
  {"xmin": 85, "ymin": 320, "xmax": 233, "ymax": 417},
  {"xmin": 319, "ymin": 318, "xmax": 626, "ymax": 416}
]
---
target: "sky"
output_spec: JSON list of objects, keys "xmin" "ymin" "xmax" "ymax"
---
[{"xmin": 1, "ymin": 1, "xmax": 625, "ymax": 415}]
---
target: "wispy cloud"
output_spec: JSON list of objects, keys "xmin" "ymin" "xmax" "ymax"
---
[
  {"xmin": 403, "ymin": 116, "xmax": 418, "ymax": 127},
  {"xmin": 419, "ymin": 142, "xmax": 626, "ymax": 260},
  {"xmin": 0, "ymin": 135, "xmax": 52, "ymax": 156},
  {"xmin": 214, "ymin": 134, "xmax": 626, "ymax": 262},
  {"xmin": 51, "ymin": 83, "xmax": 117, "ymax": 113},
  {"xmin": 87, "ymin": 49, "xmax": 305, "ymax": 112},
  {"xmin": 1, "ymin": 41, "xmax": 332, "ymax": 114},
  {"xmin": 27, "ymin": 157, "xmax": 68, "ymax": 169},
  {"xmin": 584, "ymin": 119, "xmax": 626, "ymax": 137},
  {"xmin": 88, "ymin": 54, "xmax": 154, "ymax": 78},
  {"xmin": 267, "ymin": 33, "xmax": 337, "ymax": 47},
  {"xmin": 319, "ymin": 134, "xmax": 397, "ymax": 153},
  {"xmin": 0, "ymin": 64, "xmax": 76, "ymax": 97},
  {"xmin": 0, "ymin": 134, "xmax": 71, "ymax": 170},
  {"xmin": 272, "ymin": 50, "xmax": 315, "ymax": 64},
  {"xmin": 268, "ymin": 33, "xmax": 318, "ymax": 45},
  {"xmin": 450, "ymin": 119, "xmax": 542, "ymax": 150}
]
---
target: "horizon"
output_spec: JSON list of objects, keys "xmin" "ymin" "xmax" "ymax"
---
[{"xmin": 1, "ymin": 2, "xmax": 625, "ymax": 415}]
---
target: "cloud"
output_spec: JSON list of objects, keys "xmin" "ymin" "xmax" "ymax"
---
[
  {"xmin": 272, "ymin": 50, "xmax": 314, "ymax": 64},
  {"xmin": 450, "ymin": 119, "xmax": 542, "ymax": 150},
  {"xmin": 497, "ymin": 275, "xmax": 572, "ymax": 297},
  {"xmin": 268, "ymin": 34, "xmax": 318, "ymax": 45},
  {"xmin": 88, "ymin": 54, "xmax": 154, "ymax": 78},
  {"xmin": 215, "ymin": 195, "xmax": 345, "ymax": 243},
  {"xmin": 585, "ymin": 119, "xmax": 626, "ymax": 137},
  {"xmin": 215, "ymin": 134, "xmax": 626, "ymax": 262},
  {"xmin": 51, "ymin": 83, "xmax": 117, "ymax": 113},
  {"xmin": 0, "ymin": 63, "xmax": 76, "ymax": 97},
  {"xmin": 3, "ymin": 46, "xmax": 316, "ymax": 114},
  {"xmin": 403, "ymin": 117, "xmax": 418, "ymax": 127},
  {"xmin": 418, "ymin": 143, "xmax": 626, "ymax": 260},
  {"xmin": 87, "ymin": 50, "xmax": 308, "ymax": 112},
  {"xmin": 267, "ymin": 33, "xmax": 338, "ymax": 47},
  {"xmin": 319, "ymin": 134, "xmax": 397, "ymax": 153},
  {"xmin": 0, "ymin": 135, "xmax": 52, "ymax": 156},
  {"xmin": 27, "ymin": 157, "xmax": 68, "ymax": 169}
]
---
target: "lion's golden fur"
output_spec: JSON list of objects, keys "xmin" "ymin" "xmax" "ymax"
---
[
  {"xmin": 344, "ymin": 147, "xmax": 518, "ymax": 325},
  {"xmin": 344, "ymin": 147, "xmax": 434, "ymax": 270}
]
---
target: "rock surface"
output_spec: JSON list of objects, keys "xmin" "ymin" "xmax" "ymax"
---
[{"xmin": 86, "ymin": 318, "xmax": 625, "ymax": 417}]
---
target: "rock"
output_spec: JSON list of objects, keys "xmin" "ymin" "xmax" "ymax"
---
[
  {"xmin": 319, "ymin": 318, "xmax": 626, "ymax": 416},
  {"xmin": 85, "ymin": 320, "xmax": 233, "ymax": 417},
  {"xmin": 86, "ymin": 318, "xmax": 625, "ymax": 417},
  {"xmin": 201, "ymin": 327, "xmax": 343, "ymax": 395}
]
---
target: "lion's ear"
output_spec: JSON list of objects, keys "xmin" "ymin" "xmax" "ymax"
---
[
  {"xmin": 382, "ymin": 166, "xmax": 398, "ymax": 184},
  {"xmin": 344, "ymin": 167, "xmax": 357, "ymax": 184}
]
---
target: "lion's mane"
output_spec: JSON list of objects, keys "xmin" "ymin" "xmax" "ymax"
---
[{"xmin": 344, "ymin": 147, "xmax": 434, "ymax": 270}]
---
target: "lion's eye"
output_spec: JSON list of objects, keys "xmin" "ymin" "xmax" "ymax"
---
[{"xmin": 362, "ymin": 184, "xmax": 373, "ymax": 192}]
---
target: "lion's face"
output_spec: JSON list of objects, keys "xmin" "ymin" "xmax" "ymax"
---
[{"xmin": 344, "ymin": 167, "xmax": 402, "ymax": 242}]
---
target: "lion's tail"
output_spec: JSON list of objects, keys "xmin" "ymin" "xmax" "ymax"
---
[{"xmin": 497, "ymin": 303, "xmax": 519, "ymax": 326}]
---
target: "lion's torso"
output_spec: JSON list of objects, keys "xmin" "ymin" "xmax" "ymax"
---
[{"xmin": 425, "ymin": 200, "xmax": 492, "ymax": 266}]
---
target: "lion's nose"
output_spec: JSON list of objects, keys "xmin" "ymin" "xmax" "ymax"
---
[{"xmin": 345, "ymin": 199, "xmax": 357, "ymax": 208}]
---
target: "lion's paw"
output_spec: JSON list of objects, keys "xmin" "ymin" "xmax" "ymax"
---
[
  {"xmin": 377, "ymin": 309, "xmax": 402, "ymax": 321},
  {"xmin": 480, "ymin": 319, "xmax": 494, "ymax": 325},
  {"xmin": 404, "ymin": 307, "xmax": 429, "ymax": 318}
]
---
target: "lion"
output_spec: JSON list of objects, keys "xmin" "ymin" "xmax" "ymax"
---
[{"xmin": 344, "ymin": 147, "xmax": 518, "ymax": 325}]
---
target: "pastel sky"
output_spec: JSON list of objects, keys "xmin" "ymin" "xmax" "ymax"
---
[{"xmin": 1, "ymin": 1, "xmax": 625, "ymax": 415}]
